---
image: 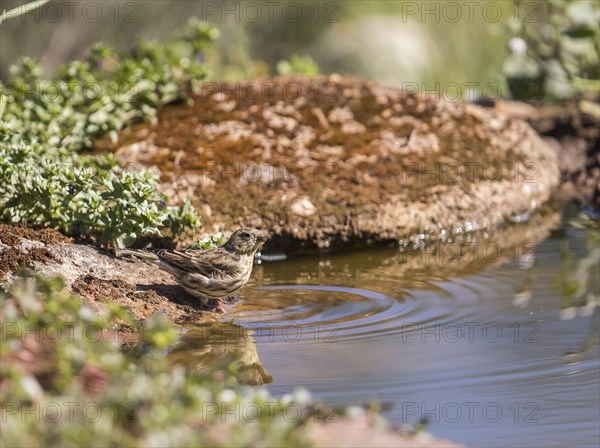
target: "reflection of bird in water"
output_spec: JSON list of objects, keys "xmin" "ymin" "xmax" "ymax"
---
[
  {"xmin": 557, "ymin": 213, "xmax": 599, "ymax": 320},
  {"xmin": 557, "ymin": 213, "xmax": 599, "ymax": 362},
  {"xmin": 167, "ymin": 322, "xmax": 272, "ymax": 386}
]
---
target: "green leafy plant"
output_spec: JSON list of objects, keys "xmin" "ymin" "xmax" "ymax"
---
[
  {"xmin": 0, "ymin": 19, "xmax": 218, "ymax": 247},
  {"xmin": 187, "ymin": 232, "xmax": 226, "ymax": 250},
  {"xmin": 0, "ymin": 276, "xmax": 319, "ymax": 447},
  {"xmin": 276, "ymin": 55, "xmax": 320, "ymax": 76},
  {"xmin": 0, "ymin": 125, "xmax": 199, "ymax": 247},
  {"xmin": 505, "ymin": 0, "xmax": 599, "ymax": 102}
]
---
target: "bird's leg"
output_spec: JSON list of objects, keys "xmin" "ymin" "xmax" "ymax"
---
[
  {"xmin": 213, "ymin": 299, "xmax": 226, "ymax": 313},
  {"xmin": 195, "ymin": 294, "xmax": 226, "ymax": 312}
]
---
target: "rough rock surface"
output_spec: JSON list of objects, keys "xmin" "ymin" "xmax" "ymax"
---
[
  {"xmin": 494, "ymin": 99, "xmax": 599, "ymax": 209},
  {"xmin": 96, "ymin": 75, "xmax": 560, "ymax": 253},
  {"xmin": 0, "ymin": 224, "xmax": 215, "ymax": 326}
]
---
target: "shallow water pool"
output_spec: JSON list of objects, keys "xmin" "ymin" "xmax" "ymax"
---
[{"xmin": 171, "ymin": 205, "xmax": 599, "ymax": 447}]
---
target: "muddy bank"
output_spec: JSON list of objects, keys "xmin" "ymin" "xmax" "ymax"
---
[
  {"xmin": 0, "ymin": 224, "xmax": 67, "ymax": 277},
  {"xmin": 95, "ymin": 75, "xmax": 560, "ymax": 254},
  {"xmin": 0, "ymin": 224, "xmax": 218, "ymax": 326}
]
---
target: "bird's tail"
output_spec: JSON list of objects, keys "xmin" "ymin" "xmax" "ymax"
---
[{"xmin": 120, "ymin": 249, "xmax": 159, "ymax": 261}]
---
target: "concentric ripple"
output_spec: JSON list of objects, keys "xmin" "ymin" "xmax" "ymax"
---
[
  {"xmin": 176, "ymin": 209, "xmax": 599, "ymax": 447},
  {"xmin": 231, "ymin": 261, "xmax": 512, "ymax": 341},
  {"xmin": 244, "ymin": 285, "xmax": 418, "ymax": 341}
]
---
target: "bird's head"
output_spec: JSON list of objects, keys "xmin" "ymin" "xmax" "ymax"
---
[{"xmin": 224, "ymin": 228, "xmax": 269, "ymax": 255}]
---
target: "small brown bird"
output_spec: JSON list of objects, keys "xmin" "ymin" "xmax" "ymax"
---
[{"xmin": 123, "ymin": 228, "xmax": 268, "ymax": 301}]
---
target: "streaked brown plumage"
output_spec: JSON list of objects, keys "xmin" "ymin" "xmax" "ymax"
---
[{"xmin": 122, "ymin": 228, "xmax": 268, "ymax": 301}]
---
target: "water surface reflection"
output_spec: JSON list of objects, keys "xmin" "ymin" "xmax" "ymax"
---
[{"xmin": 173, "ymin": 208, "xmax": 599, "ymax": 447}]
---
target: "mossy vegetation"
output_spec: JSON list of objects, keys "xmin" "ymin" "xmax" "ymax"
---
[
  {"xmin": 0, "ymin": 276, "xmax": 325, "ymax": 446},
  {"xmin": 0, "ymin": 18, "xmax": 218, "ymax": 247},
  {"xmin": 504, "ymin": 0, "xmax": 599, "ymax": 104}
]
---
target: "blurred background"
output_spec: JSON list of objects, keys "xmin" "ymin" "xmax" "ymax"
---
[{"xmin": 1, "ymin": 0, "xmax": 598, "ymax": 101}]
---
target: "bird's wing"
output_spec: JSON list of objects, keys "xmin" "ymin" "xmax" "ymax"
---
[
  {"xmin": 154, "ymin": 248, "xmax": 238, "ymax": 277},
  {"xmin": 120, "ymin": 249, "xmax": 159, "ymax": 261}
]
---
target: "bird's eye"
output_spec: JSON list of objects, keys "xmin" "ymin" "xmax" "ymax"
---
[{"xmin": 241, "ymin": 232, "xmax": 250, "ymax": 239}]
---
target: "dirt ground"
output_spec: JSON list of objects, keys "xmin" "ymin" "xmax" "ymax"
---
[
  {"xmin": 0, "ymin": 224, "xmax": 225, "ymax": 327},
  {"xmin": 0, "ymin": 224, "xmax": 67, "ymax": 277}
]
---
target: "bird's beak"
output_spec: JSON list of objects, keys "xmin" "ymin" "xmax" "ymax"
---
[{"xmin": 257, "ymin": 232, "xmax": 269, "ymax": 243}]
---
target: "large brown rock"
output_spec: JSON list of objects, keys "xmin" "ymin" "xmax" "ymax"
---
[{"xmin": 98, "ymin": 76, "xmax": 560, "ymax": 253}]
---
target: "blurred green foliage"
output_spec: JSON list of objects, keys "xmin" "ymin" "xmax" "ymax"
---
[
  {"xmin": 0, "ymin": 1, "xmax": 512, "ymax": 94},
  {"xmin": 0, "ymin": 19, "xmax": 218, "ymax": 247},
  {"xmin": 277, "ymin": 55, "xmax": 320, "ymax": 77},
  {"xmin": 0, "ymin": 276, "xmax": 316, "ymax": 446},
  {"xmin": 187, "ymin": 232, "xmax": 226, "ymax": 250},
  {"xmin": 556, "ymin": 211, "xmax": 600, "ymax": 303},
  {"xmin": 505, "ymin": 0, "xmax": 599, "ymax": 102},
  {"xmin": 1, "ymin": 19, "xmax": 216, "ymax": 149},
  {"xmin": 4, "ymin": 1, "xmax": 596, "ymax": 104}
]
